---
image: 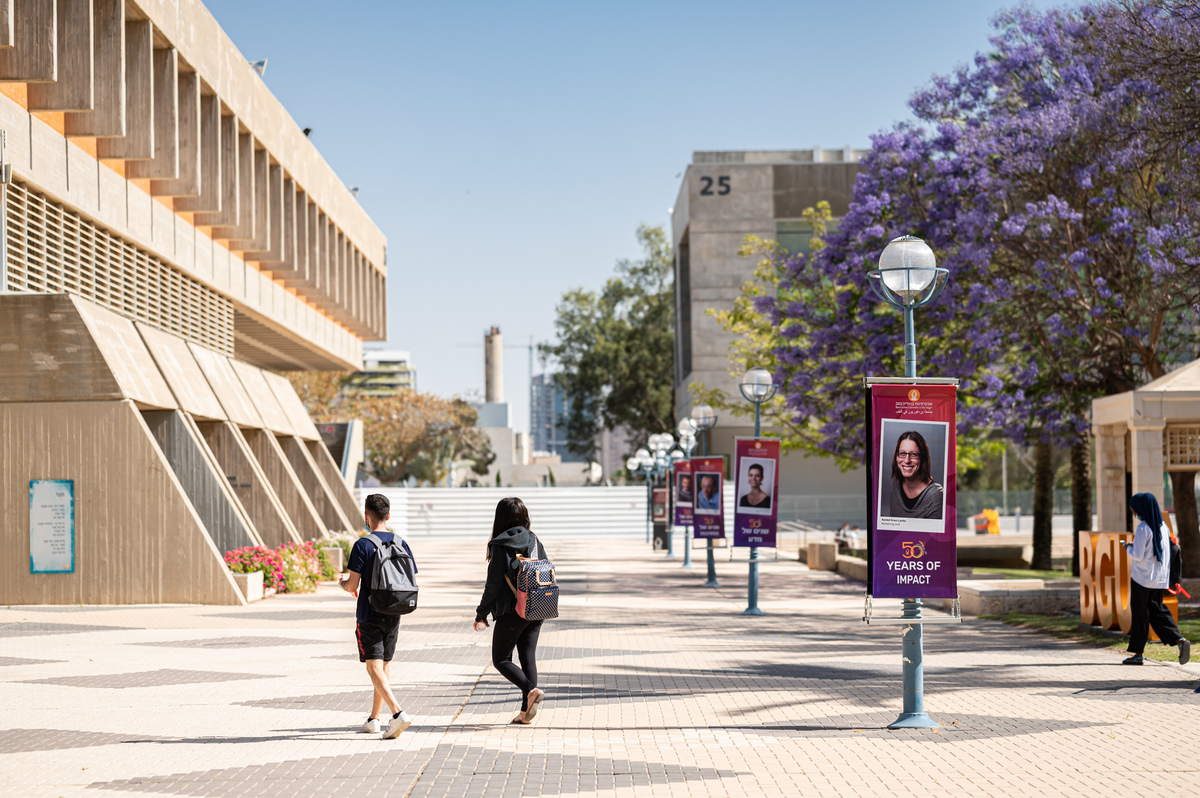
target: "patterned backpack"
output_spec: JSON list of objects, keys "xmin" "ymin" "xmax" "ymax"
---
[{"xmin": 506, "ymin": 536, "xmax": 559, "ymax": 621}]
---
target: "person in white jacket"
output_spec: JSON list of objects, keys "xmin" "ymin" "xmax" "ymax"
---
[{"xmin": 1121, "ymin": 493, "xmax": 1190, "ymax": 665}]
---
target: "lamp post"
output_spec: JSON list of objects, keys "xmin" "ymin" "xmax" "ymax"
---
[
  {"xmin": 677, "ymin": 417, "xmax": 697, "ymax": 569},
  {"xmin": 649, "ymin": 433, "xmax": 677, "ymax": 557},
  {"xmin": 739, "ymin": 367, "xmax": 777, "ymax": 616},
  {"xmin": 692, "ymin": 403, "xmax": 720, "ymax": 588},
  {"xmin": 632, "ymin": 447, "xmax": 654, "ymax": 544},
  {"xmin": 867, "ymin": 234, "xmax": 948, "ymax": 730}
]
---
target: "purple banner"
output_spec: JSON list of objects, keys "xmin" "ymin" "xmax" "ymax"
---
[
  {"xmin": 691, "ymin": 457, "xmax": 725, "ymax": 539},
  {"xmin": 733, "ymin": 438, "xmax": 779, "ymax": 547},
  {"xmin": 673, "ymin": 460, "xmax": 694, "ymax": 527},
  {"xmin": 867, "ymin": 382, "xmax": 958, "ymax": 599}
]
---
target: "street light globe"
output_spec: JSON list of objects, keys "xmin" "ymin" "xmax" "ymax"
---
[
  {"xmin": 739, "ymin": 367, "xmax": 777, "ymax": 404},
  {"xmin": 669, "ymin": 448, "xmax": 685, "ymax": 462},
  {"xmin": 877, "ymin": 235, "xmax": 937, "ymax": 305},
  {"xmin": 636, "ymin": 448, "xmax": 653, "ymax": 468},
  {"xmin": 692, "ymin": 403, "xmax": 718, "ymax": 431},
  {"xmin": 677, "ymin": 417, "xmax": 696, "ymax": 438},
  {"xmin": 625, "ymin": 456, "xmax": 640, "ymax": 472}
]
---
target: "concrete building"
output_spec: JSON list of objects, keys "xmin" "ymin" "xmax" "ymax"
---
[
  {"xmin": 1, "ymin": 0, "xmax": 385, "ymax": 605},
  {"xmin": 346, "ymin": 350, "xmax": 417, "ymax": 396},
  {"xmin": 670, "ymin": 149, "xmax": 869, "ymax": 524}
]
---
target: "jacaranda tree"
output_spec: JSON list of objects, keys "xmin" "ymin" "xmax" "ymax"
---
[{"xmin": 732, "ymin": 2, "xmax": 1200, "ymax": 572}]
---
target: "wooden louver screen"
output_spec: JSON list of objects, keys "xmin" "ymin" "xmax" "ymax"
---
[
  {"xmin": 3, "ymin": 180, "xmax": 234, "ymax": 355},
  {"xmin": 1165, "ymin": 425, "xmax": 1200, "ymax": 470}
]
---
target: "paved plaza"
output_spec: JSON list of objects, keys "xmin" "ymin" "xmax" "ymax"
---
[{"xmin": 2, "ymin": 537, "xmax": 1199, "ymax": 797}]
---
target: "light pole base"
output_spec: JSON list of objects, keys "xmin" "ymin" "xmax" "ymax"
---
[
  {"xmin": 887, "ymin": 712, "xmax": 939, "ymax": 729},
  {"xmin": 741, "ymin": 607, "xmax": 765, "ymax": 616}
]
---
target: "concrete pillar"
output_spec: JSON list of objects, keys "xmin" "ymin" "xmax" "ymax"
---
[
  {"xmin": 485, "ymin": 326, "xmax": 503, "ymax": 403},
  {"xmin": 1095, "ymin": 423, "xmax": 1126, "ymax": 532},
  {"xmin": 1129, "ymin": 421, "xmax": 1166, "ymax": 507}
]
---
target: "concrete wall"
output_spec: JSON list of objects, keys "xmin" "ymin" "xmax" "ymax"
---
[{"xmin": 0, "ymin": 400, "xmax": 245, "ymax": 605}]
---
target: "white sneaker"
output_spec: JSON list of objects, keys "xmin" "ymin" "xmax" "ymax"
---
[
  {"xmin": 382, "ymin": 711, "xmax": 412, "ymax": 739},
  {"xmin": 360, "ymin": 717, "xmax": 381, "ymax": 734}
]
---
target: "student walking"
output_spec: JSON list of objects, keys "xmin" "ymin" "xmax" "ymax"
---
[
  {"xmin": 339, "ymin": 493, "xmax": 417, "ymax": 737},
  {"xmin": 1122, "ymin": 493, "xmax": 1191, "ymax": 666},
  {"xmin": 473, "ymin": 497, "xmax": 549, "ymax": 724}
]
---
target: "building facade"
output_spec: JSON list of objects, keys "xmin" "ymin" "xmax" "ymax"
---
[
  {"xmin": 530, "ymin": 373, "xmax": 586, "ymax": 462},
  {"xmin": 1, "ymin": 0, "xmax": 386, "ymax": 605},
  {"xmin": 347, "ymin": 350, "xmax": 417, "ymax": 396},
  {"xmin": 670, "ymin": 149, "xmax": 869, "ymax": 524}
]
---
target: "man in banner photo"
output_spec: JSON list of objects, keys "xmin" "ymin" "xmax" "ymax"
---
[
  {"xmin": 690, "ymin": 457, "xmax": 725, "ymax": 539},
  {"xmin": 734, "ymin": 438, "xmax": 780, "ymax": 547},
  {"xmin": 867, "ymin": 382, "xmax": 958, "ymax": 601},
  {"xmin": 673, "ymin": 460, "xmax": 694, "ymax": 527}
]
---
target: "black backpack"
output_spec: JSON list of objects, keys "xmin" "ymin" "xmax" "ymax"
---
[
  {"xmin": 364, "ymin": 534, "xmax": 419, "ymax": 616},
  {"xmin": 1168, "ymin": 536, "xmax": 1184, "ymax": 594}
]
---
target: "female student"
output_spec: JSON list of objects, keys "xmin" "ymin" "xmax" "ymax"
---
[
  {"xmin": 887, "ymin": 430, "xmax": 944, "ymax": 519},
  {"xmin": 1122, "ymin": 493, "xmax": 1191, "ymax": 665},
  {"xmin": 473, "ymin": 497, "xmax": 549, "ymax": 723}
]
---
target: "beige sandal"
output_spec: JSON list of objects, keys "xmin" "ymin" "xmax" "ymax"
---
[{"xmin": 524, "ymin": 688, "xmax": 545, "ymax": 721}]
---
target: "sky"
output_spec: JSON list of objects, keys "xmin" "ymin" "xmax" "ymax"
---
[{"xmin": 205, "ymin": 0, "xmax": 1064, "ymax": 434}]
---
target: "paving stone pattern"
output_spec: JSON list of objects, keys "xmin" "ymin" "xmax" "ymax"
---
[{"xmin": 1, "ymin": 537, "xmax": 1198, "ymax": 797}]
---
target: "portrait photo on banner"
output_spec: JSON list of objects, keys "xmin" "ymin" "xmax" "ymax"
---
[
  {"xmin": 876, "ymin": 418, "xmax": 949, "ymax": 534},
  {"xmin": 735, "ymin": 458, "xmax": 774, "ymax": 517},
  {"xmin": 675, "ymin": 470, "xmax": 694, "ymax": 505},
  {"xmin": 693, "ymin": 471, "xmax": 722, "ymax": 515}
]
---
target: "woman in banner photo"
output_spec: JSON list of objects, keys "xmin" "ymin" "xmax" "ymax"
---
[
  {"xmin": 473, "ymin": 497, "xmax": 549, "ymax": 724},
  {"xmin": 738, "ymin": 463, "xmax": 771, "ymax": 509},
  {"xmin": 888, "ymin": 430, "xmax": 944, "ymax": 519},
  {"xmin": 1121, "ymin": 493, "xmax": 1191, "ymax": 666}
]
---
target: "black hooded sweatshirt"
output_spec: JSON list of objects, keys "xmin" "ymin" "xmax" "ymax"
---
[{"xmin": 475, "ymin": 526, "xmax": 547, "ymax": 623}]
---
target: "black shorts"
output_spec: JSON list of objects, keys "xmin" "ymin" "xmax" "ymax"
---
[{"xmin": 356, "ymin": 616, "xmax": 400, "ymax": 662}]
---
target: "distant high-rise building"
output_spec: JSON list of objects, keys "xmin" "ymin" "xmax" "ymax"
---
[
  {"xmin": 530, "ymin": 374, "xmax": 586, "ymax": 462},
  {"xmin": 346, "ymin": 350, "xmax": 417, "ymax": 396}
]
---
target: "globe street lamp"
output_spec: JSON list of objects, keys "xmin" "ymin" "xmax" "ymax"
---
[
  {"xmin": 691, "ymin": 404, "xmax": 720, "ymax": 588},
  {"xmin": 867, "ymin": 235, "xmax": 947, "ymax": 381},
  {"xmin": 867, "ymin": 235, "xmax": 948, "ymax": 730},
  {"xmin": 649, "ymin": 433, "xmax": 677, "ymax": 557},
  {"xmin": 738, "ymin": 367, "xmax": 778, "ymax": 617},
  {"xmin": 676, "ymin": 419, "xmax": 698, "ymax": 569},
  {"xmin": 631, "ymin": 450, "xmax": 654, "ymax": 544}
]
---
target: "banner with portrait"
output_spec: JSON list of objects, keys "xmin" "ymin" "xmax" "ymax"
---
[
  {"xmin": 690, "ymin": 456, "xmax": 725, "ymax": 539},
  {"xmin": 867, "ymin": 380, "xmax": 958, "ymax": 599},
  {"xmin": 733, "ymin": 438, "xmax": 780, "ymax": 547},
  {"xmin": 672, "ymin": 459, "xmax": 694, "ymax": 527}
]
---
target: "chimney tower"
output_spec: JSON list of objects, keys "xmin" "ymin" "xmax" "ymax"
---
[{"xmin": 484, "ymin": 326, "xmax": 503, "ymax": 403}]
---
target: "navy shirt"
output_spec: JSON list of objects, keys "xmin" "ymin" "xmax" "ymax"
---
[{"xmin": 347, "ymin": 532, "xmax": 417, "ymax": 624}]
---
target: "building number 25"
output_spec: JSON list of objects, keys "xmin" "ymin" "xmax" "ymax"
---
[{"xmin": 699, "ymin": 176, "xmax": 731, "ymax": 196}]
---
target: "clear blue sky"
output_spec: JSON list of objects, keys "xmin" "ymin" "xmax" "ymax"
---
[{"xmin": 205, "ymin": 0, "xmax": 1064, "ymax": 434}]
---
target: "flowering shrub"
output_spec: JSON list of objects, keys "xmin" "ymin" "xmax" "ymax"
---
[
  {"xmin": 277, "ymin": 541, "xmax": 326, "ymax": 593},
  {"xmin": 224, "ymin": 546, "xmax": 285, "ymax": 592},
  {"xmin": 315, "ymin": 546, "xmax": 337, "ymax": 581}
]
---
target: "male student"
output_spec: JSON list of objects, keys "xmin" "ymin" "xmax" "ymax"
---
[{"xmin": 339, "ymin": 493, "xmax": 416, "ymax": 738}]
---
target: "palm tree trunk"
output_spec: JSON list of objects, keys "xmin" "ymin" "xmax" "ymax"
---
[
  {"xmin": 1170, "ymin": 470, "xmax": 1199, "ymax": 578},
  {"xmin": 1070, "ymin": 439, "xmax": 1092, "ymax": 577},
  {"xmin": 1031, "ymin": 440, "xmax": 1054, "ymax": 571}
]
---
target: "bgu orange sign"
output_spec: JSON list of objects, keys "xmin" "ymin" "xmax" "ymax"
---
[{"xmin": 1079, "ymin": 532, "xmax": 1178, "ymax": 638}]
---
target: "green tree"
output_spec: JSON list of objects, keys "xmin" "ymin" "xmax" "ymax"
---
[{"xmin": 540, "ymin": 224, "xmax": 675, "ymax": 456}]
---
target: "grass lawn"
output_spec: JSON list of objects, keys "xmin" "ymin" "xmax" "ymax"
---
[
  {"xmin": 969, "ymin": 567, "xmax": 1075, "ymax": 581},
  {"xmin": 980, "ymin": 608, "xmax": 1200, "ymax": 663}
]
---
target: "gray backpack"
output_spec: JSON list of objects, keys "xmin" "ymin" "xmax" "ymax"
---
[{"xmin": 364, "ymin": 534, "xmax": 418, "ymax": 616}]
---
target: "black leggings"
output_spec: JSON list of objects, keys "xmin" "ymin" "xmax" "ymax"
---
[
  {"xmin": 1128, "ymin": 579, "xmax": 1183, "ymax": 654},
  {"xmin": 492, "ymin": 612, "xmax": 543, "ymax": 711}
]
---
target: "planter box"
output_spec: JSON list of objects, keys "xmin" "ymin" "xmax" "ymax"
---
[
  {"xmin": 807, "ymin": 542, "xmax": 838, "ymax": 571},
  {"xmin": 835, "ymin": 555, "xmax": 868, "ymax": 583},
  {"xmin": 321, "ymin": 546, "xmax": 345, "ymax": 573},
  {"xmin": 233, "ymin": 571, "xmax": 264, "ymax": 603}
]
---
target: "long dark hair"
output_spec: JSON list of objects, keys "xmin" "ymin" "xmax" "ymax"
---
[
  {"xmin": 891, "ymin": 430, "xmax": 932, "ymax": 484},
  {"xmin": 486, "ymin": 496, "xmax": 531, "ymax": 561}
]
